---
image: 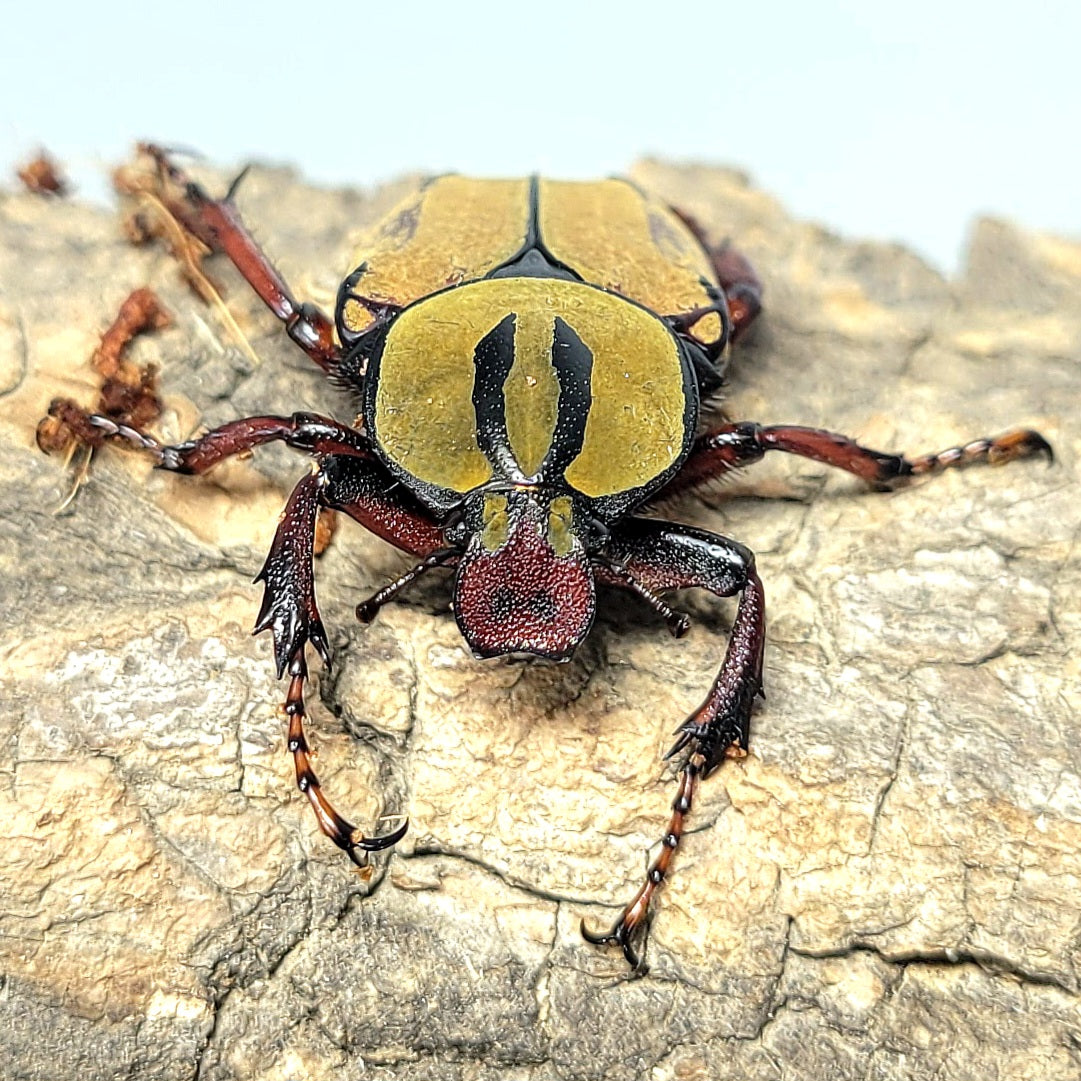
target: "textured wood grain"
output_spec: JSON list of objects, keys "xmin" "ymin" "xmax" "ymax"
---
[{"xmin": 0, "ymin": 157, "xmax": 1077, "ymax": 1081}]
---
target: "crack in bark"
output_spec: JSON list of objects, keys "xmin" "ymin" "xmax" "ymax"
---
[
  {"xmin": 867, "ymin": 703, "xmax": 912, "ymax": 854},
  {"xmin": 0, "ymin": 311, "xmax": 30, "ymax": 398},
  {"xmin": 787, "ymin": 939, "xmax": 1075, "ymax": 994}
]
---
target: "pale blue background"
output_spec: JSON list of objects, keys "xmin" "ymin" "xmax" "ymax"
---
[{"xmin": 1, "ymin": 0, "xmax": 1077, "ymax": 272}]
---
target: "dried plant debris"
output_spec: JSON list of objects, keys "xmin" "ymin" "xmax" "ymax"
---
[
  {"xmin": 113, "ymin": 146, "xmax": 260, "ymax": 364},
  {"xmin": 313, "ymin": 507, "xmax": 339, "ymax": 557},
  {"xmin": 37, "ymin": 287, "xmax": 169, "ymax": 459},
  {"xmin": 16, "ymin": 150, "xmax": 68, "ymax": 196}
]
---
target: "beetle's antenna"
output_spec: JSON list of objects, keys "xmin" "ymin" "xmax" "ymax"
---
[
  {"xmin": 356, "ymin": 549, "xmax": 458, "ymax": 624},
  {"xmin": 595, "ymin": 557, "xmax": 691, "ymax": 638}
]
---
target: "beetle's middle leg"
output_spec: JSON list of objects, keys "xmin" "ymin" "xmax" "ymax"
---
[
  {"xmin": 51, "ymin": 409, "xmax": 373, "ymax": 473},
  {"xmin": 583, "ymin": 519, "xmax": 764, "ymax": 971},
  {"xmin": 137, "ymin": 144, "xmax": 340, "ymax": 371},
  {"xmin": 258, "ymin": 454, "xmax": 448, "ymax": 865},
  {"xmin": 665, "ymin": 421, "xmax": 1053, "ymax": 496}
]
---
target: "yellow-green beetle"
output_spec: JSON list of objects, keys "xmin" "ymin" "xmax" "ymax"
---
[{"xmin": 54, "ymin": 147, "xmax": 1051, "ymax": 971}]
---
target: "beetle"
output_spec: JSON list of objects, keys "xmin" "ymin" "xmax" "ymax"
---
[{"xmin": 45, "ymin": 146, "xmax": 1052, "ymax": 971}]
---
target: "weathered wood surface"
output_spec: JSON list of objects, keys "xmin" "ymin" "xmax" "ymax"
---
[{"xmin": 0, "ymin": 159, "xmax": 1077, "ymax": 1081}]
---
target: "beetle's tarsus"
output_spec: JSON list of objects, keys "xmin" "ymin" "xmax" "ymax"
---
[
  {"xmin": 354, "ymin": 815, "xmax": 411, "ymax": 854},
  {"xmin": 284, "ymin": 647, "xmax": 407, "ymax": 868},
  {"xmin": 580, "ymin": 750, "xmax": 708, "ymax": 970},
  {"xmin": 579, "ymin": 914, "xmax": 650, "ymax": 974},
  {"xmin": 908, "ymin": 427, "xmax": 1055, "ymax": 475}
]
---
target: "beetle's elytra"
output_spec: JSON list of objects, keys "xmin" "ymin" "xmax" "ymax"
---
[{"xmin": 43, "ymin": 146, "xmax": 1052, "ymax": 972}]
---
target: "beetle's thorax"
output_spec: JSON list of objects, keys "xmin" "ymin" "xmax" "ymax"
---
[
  {"xmin": 451, "ymin": 486, "xmax": 596, "ymax": 661},
  {"xmin": 364, "ymin": 275, "xmax": 698, "ymax": 519}
]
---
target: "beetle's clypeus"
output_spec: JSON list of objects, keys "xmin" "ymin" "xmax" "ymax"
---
[{"xmin": 46, "ymin": 146, "xmax": 1052, "ymax": 972}]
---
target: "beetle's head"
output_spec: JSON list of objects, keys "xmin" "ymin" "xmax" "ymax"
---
[{"xmin": 450, "ymin": 488, "xmax": 597, "ymax": 661}]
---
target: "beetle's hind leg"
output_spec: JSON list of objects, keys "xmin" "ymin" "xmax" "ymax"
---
[
  {"xmin": 671, "ymin": 207, "xmax": 763, "ymax": 341},
  {"xmin": 135, "ymin": 144, "xmax": 340, "ymax": 372},
  {"xmin": 583, "ymin": 520, "xmax": 765, "ymax": 971}
]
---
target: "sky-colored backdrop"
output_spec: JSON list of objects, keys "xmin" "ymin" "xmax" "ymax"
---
[{"xmin": 1, "ymin": 1, "xmax": 1077, "ymax": 273}]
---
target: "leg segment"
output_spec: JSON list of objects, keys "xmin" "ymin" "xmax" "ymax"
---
[
  {"xmin": 317, "ymin": 453, "xmax": 458, "ymax": 624},
  {"xmin": 595, "ymin": 557, "xmax": 691, "ymax": 638},
  {"xmin": 355, "ymin": 549, "xmax": 458, "ymax": 624},
  {"xmin": 582, "ymin": 520, "xmax": 765, "ymax": 970},
  {"xmin": 261, "ymin": 473, "xmax": 404, "ymax": 864},
  {"xmin": 284, "ymin": 649, "xmax": 406, "ymax": 867},
  {"xmin": 139, "ymin": 144, "xmax": 340, "ymax": 371},
  {"xmin": 711, "ymin": 243, "xmax": 763, "ymax": 342},
  {"xmin": 318, "ymin": 453, "xmax": 447, "ymax": 559},
  {"xmin": 255, "ymin": 453, "xmax": 448, "ymax": 680},
  {"xmin": 80, "ymin": 410, "xmax": 372, "ymax": 474},
  {"xmin": 666, "ymin": 421, "xmax": 1053, "ymax": 496},
  {"xmin": 256, "ymin": 454, "xmax": 448, "ymax": 865},
  {"xmin": 670, "ymin": 207, "xmax": 763, "ymax": 341}
]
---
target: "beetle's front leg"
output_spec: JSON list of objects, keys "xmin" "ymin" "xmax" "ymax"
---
[
  {"xmin": 258, "ymin": 455, "xmax": 449, "ymax": 865},
  {"xmin": 583, "ymin": 520, "xmax": 765, "ymax": 970},
  {"xmin": 258, "ymin": 466, "xmax": 401, "ymax": 865}
]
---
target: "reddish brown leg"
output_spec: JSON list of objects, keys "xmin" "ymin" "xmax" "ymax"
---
[
  {"xmin": 63, "ymin": 404, "xmax": 443, "ymax": 865},
  {"xmin": 666, "ymin": 421, "xmax": 1054, "ymax": 496},
  {"xmin": 711, "ymin": 244, "xmax": 763, "ymax": 342},
  {"xmin": 582, "ymin": 520, "xmax": 764, "ymax": 971},
  {"xmin": 318, "ymin": 454, "xmax": 448, "ymax": 560},
  {"xmin": 257, "ymin": 455, "xmax": 448, "ymax": 864},
  {"xmin": 284, "ymin": 649, "xmax": 405, "ymax": 867},
  {"xmin": 80, "ymin": 410, "xmax": 372, "ymax": 474},
  {"xmin": 255, "ymin": 456, "xmax": 447, "ymax": 676},
  {"xmin": 261, "ymin": 472, "xmax": 399, "ymax": 864},
  {"xmin": 138, "ymin": 144, "xmax": 340, "ymax": 371},
  {"xmin": 671, "ymin": 207, "xmax": 763, "ymax": 341},
  {"xmin": 582, "ymin": 751, "xmax": 708, "ymax": 970}
]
